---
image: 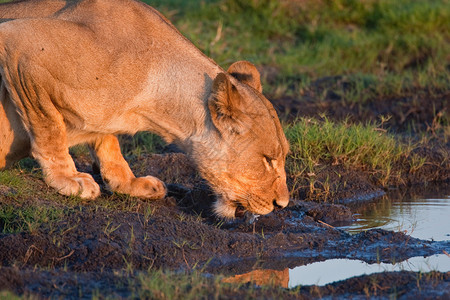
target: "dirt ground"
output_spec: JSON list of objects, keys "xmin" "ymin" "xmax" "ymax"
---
[{"xmin": 0, "ymin": 86, "xmax": 449, "ymax": 299}]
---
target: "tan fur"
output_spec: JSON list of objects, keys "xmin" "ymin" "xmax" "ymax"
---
[{"xmin": 0, "ymin": 0, "xmax": 289, "ymax": 217}]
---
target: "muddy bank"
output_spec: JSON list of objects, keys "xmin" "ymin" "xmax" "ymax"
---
[
  {"xmin": 296, "ymin": 271, "xmax": 450, "ymax": 299},
  {"xmin": 1, "ymin": 267, "xmax": 448, "ymax": 299},
  {"xmin": 2, "ymin": 183, "xmax": 448, "ymax": 271},
  {"xmin": 0, "ymin": 186, "xmax": 448, "ymax": 298},
  {"xmin": 0, "ymin": 152, "xmax": 449, "ymax": 298},
  {"xmin": 0, "ymin": 186, "xmax": 449, "ymax": 297}
]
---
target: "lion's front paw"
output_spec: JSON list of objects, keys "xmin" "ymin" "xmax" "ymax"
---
[
  {"xmin": 128, "ymin": 176, "xmax": 167, "ymax": 199},
  {"xmin": 47, "ymin": 172, "xmax": 101, "ymax": 199}
]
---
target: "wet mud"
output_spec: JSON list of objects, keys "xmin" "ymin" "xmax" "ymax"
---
[{"xmin": 0, "ymin": 87, "xmax": 449, "ymax": 299}]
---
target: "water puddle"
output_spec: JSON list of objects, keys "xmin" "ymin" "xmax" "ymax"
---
[
  {"xmin": 223, "ymin": 254, "xmax": 450, "ymax": 288},
  {"xmin": 340, "ymin": 192, "xmax": 450, "ymax": 241},
  {"xmin": 223, "ymin": 187, "xmax": 450, "ymax": 288},
  {"xmin": 288, "ymin": 254, "xmax": 450, "ymax": 287}
]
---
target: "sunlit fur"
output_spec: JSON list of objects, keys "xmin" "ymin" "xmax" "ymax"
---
[{"xmin": 0, "ymin": 0, "xmax": 289, "ymax": 217}]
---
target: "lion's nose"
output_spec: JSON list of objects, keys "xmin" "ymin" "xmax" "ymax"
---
[
  {"xmin": 274, "ymin": 183, "xmax": 290, "ymax": 209},
  {"xmin": 273, "ymin": 196, "xmax": 289, "ymax": 209}
]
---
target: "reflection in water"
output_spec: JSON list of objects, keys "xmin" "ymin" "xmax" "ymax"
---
[
  {"xmin": 288, "ymin": 254, "xmax": 450, "ymax": 287},
  {"xmin": 341, "ymin": 194, "xmax": 450, "ymax": 241},
  {"xmin": 222, "ymin": 269, "xmax": 289, "ymax": 288},
  {"xmin": 223, "ymin": 189, "xmax": 450, "ymax": 289},
  {"xmin": 222, "ymin": 254, "xmax": 450, "ymax": 288}
]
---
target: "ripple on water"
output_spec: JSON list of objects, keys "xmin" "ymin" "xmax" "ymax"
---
[{"xmin": 340, "ymin": 194, "xmax": 450, "ymax": 241}]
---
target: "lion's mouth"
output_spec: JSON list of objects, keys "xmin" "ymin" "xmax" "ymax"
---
[
  {"xmin": 235, "ymin": 204, "xmax": 246, "ymax": 218},
  {"xmin": 213, "ymin": 192, "xmax": 264, "ymax": 220},
  {"xmin": 233, "ymin": 204, "xmax": 260, "ymax": 224}
]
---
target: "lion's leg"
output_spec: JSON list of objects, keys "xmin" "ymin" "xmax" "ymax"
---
[
  {"xmin": 31, "ymin": 121, "xmax": 100, "ymax": 199},
  {"xmin": 5, "ymin": 74, "xmax": 100, "ymax": 198},
  {"xmin": 89, "ymin": 135, "xmax": 167, "ymax": 199},
  {"xmin": 29, "ymin": 117, "xmax": 100, "ymax": 199},
  {"xmin": 0, "ymin": 81, "xmax": 30, "ymax": 169}
]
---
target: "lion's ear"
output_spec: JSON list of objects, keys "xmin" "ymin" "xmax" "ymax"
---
[
  {"xmin": 208, "ymin": 73, "xmax": 248, "ymax": 134},
  {"xmin": 227, "ymin": 61, "xmax": 262, "ymax": 93}
]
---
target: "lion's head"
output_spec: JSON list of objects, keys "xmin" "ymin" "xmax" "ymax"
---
[{"xmin": 192, "ymin": 61, "xmax": 290, "ymax": 218}]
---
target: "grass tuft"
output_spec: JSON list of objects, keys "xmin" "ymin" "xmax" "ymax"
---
[
  {"xmin": 0, "ymin": 205, "xmax": 64, "ymax": 234},
  {"xmin": 285, "ymin": 117, "xmax": 409, "ymax": 189},
  {"xmin": 135, "ymin": 269, "xmax": 247, "ymax": 300}
]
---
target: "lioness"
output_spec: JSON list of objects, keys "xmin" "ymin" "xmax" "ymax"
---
[{"xmin": 0, "ymin": 0, "xmax": 289, "ymax": 217}]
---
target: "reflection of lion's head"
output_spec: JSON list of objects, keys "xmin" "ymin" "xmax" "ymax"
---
[{"xmin": 192, "ymin": 61, "xmax": 290, "ymax": 218}]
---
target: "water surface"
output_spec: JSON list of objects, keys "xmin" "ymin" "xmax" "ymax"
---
[
  {"xmin": 341, "ymin": 192, "xmax": 450, "ymax": 241},
  {"xmin": 288, "ymin": 254, "xmax": 450, "ymax": 287},
  {"xmin": 223, "ymin": 187, "xmax": 450, "ymax": 289},
  {"xmin": 223, "ymin": 254, "xmax": 450, "ymax": 288}
]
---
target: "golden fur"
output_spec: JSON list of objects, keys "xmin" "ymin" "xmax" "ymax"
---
[{"xmin": 0, "ymin": 0, "xmax": 289, "ymax": 217}]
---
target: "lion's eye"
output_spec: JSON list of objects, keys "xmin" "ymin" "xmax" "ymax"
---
[{"xmin": 263, "ymin": 155, "xmax": 274, "ymax": 168}]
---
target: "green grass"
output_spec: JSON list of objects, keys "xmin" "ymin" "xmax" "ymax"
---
[
  {"xmin": 133, "ymin": 269, "xmax": 292, "ymax": 300},
  {"xmin": 146, "ymin": 0, "xmax": 450, "ymax": 100},
  {"xmin": 118, "ymin": 132, "xmax": 166, "ymax": 157},
  {"xmin": 285, "ymin": 116, "xmax": 410, "ymax": 191},
  {"xmin": 0, "ymin": 168, "xmax": 42, "ymax": 199},
  {"xmin": 0, "ymin": 291, "xmax": 21, "ymax": 300},
  {"xmin": 135, "ymin": 270, "xmax": 219, "ymax": 299},
  {"xmin": 0, "ymin": 170, "xmax": 26, "ymax": 190},
  {"xmin": 69, "ymin": 132, "xmax": 166, "ymax": 158},
  {"xmin": 0, "ymin": 167, "xmax": 158, "ymax": 235},
  {"xmin": 0, "ymin": 204, "xmax": 64, "ymax": 234}
]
